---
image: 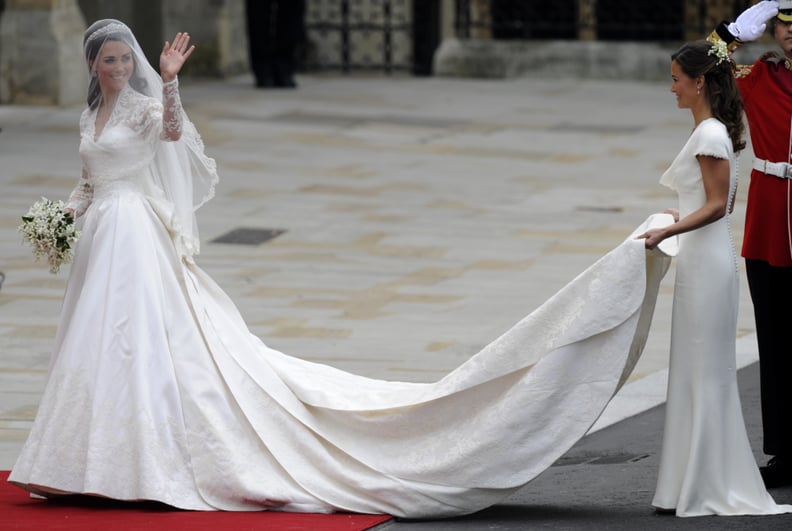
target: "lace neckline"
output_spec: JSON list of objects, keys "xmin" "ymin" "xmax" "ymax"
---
[{"xmin": 92, "ymin": 85, "xmax": 132, "ymax": 141}]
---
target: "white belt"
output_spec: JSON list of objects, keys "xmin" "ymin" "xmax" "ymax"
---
[{"xmin": 753, "ymin": 158, "xmax": 792, "ymax": 179}]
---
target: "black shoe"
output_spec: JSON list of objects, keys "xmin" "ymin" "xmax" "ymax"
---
[
  {"xmin": 760, "ymin": 456, "xmax": 792, "ymax": 488},
  {"xmin": 273, "ymin": 74, "xmax": 297, "ymax": 88},
  {"xmin": 254, "ymin": 76, "xmax": 275, "ymax": 88},
  {"xmin": 272, "ymin": 63, "xmax": 297, "ymax": 88}
]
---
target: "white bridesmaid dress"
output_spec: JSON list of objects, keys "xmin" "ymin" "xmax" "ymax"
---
[{"xmin": 651, "ymin": 117, "xmax": 791, "ymax": 516}]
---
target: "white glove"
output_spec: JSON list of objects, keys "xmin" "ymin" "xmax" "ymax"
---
[{"xmin": 727, "ymin": 1, "xmax": 779, "ymax": 42}]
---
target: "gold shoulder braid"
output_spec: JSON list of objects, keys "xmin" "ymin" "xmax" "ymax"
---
[
  {"xmin": 735, "ymin": 64, "xmax": 754, "ymax": 79},
  {"xmin": 759, "ymin": 51, "xmax": 792, "ymax": 71}
]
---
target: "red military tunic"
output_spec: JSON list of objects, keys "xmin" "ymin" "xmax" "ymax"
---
[{"xmin": 737, "ymin": 52, "xmax": 792, "ymax": 266}]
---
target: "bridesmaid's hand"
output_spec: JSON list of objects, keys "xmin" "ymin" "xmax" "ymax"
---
[
  {"xmin": 636, "ymin": 228, "xmax": 667, "ymax": 250},
  {"xmin": 663, "ymin": 208, "xmax": 680, "ymax": 222},
  {"xmin": 160, "ymin": 32, "xmax": 195, "ymax": 83}
]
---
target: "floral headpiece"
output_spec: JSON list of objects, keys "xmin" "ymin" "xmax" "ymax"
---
[{"xmin": 708, "ymin": 39, "xmax": 730, "ymax": 66}]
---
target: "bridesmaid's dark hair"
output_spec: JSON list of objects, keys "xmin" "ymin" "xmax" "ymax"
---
[
  {"xmin": 83, "ymin": 19, "xmax": 148, "ymax": 110},
  {"xmin": 672, "ymin": 40, "xmax": 746, "ymax": 153}
]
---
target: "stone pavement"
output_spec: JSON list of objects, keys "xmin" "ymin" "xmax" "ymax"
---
[{"xmin": 0, "ymin": 73, "xmax": 782, "ymax": 527}]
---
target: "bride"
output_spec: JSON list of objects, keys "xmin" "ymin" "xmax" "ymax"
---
[{"xmin": 2, "ymin": 19, "xmax": 757, "ymax": 518}]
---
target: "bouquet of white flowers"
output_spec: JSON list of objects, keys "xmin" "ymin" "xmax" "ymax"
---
[{"xmin": 19, "ymin": 197, "xmax": 80, "ymax": 274}]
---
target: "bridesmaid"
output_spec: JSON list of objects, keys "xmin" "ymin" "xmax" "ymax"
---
[{"xmin": 637, "ymin": 39, "xmax": 791, "ymax": 516}]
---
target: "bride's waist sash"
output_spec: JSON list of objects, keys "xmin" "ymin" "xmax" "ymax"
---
[{"xmin": 92, "ymin": 177, "xmax": 144, "ymax": 200}]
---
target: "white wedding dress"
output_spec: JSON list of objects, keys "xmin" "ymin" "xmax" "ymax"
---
[
  {"xmin": 651, "ymin": 118, "xmax": 791, "ymax": 516},
  {"xmin": 9, "ymin": 84, "xmax": 678, "ymax": 518}
]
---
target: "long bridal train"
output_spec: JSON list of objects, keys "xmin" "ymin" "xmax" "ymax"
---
[{"xmin": 10, "ymin": 213, "xmax": 676, "ymax": 517}]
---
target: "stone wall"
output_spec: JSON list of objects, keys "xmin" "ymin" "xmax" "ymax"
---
[
  {"xmin": 433, "ymin": 38, "xmax": 771, "ymax": 81},
  {"xmin": 433, "ymin": 38, "xmax": 671, "ymax": 80},
  {"xmin": 161, "ymin": 0, "xmax": 248, "ymax": 78},
  {"xmin": 0, "ymin": 0, "xmax": 87, "ymax": 105}
]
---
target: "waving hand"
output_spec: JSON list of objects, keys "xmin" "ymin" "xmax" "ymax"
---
[{"xmin": 160, "ymin": 32, "xmax": 195, "ymax": 82}]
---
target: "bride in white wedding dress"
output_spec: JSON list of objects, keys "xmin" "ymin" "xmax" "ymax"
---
[{"xmin": 5, "ymin": 20, "xmax": 771, "ymax": 519}]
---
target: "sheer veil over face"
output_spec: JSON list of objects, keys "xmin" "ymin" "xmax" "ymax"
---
[
  {"xmin": 82, "ymin": 19, "xmax": 218, "ymax": 258},
  {"xmin": 84, "ymin": 20, "xmax": 149, "ymax": 110}
]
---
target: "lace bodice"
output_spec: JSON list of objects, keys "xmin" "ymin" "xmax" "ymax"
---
[{"xmin": 66, "ymin": 79, "xmax": 184, "ymax": 216}]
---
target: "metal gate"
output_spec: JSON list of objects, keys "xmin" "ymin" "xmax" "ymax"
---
[{"xmin": 304, "ymin": 0, "xmax": 414, "ymax": 74}]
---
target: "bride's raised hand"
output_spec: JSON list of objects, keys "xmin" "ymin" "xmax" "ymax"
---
[{"xmin": 160, "ymin": 32, "xmax": 195, "ymax": 83}]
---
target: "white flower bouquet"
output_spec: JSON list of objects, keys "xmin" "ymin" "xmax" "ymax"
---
[{"xmin": 19, "ymin": 197, "xmax": 80, "ymax": 274}]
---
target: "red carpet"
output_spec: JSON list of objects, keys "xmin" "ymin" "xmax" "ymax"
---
[{"xmin": 1, "ymin": 472, "xmax": 392, "ymax": 530}]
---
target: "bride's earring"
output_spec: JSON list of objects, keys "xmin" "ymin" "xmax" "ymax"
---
[{"xmin": 696, "ymin": 85, "xmax": 701, "ymax": 95}]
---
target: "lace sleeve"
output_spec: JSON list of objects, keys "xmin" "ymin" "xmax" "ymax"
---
[
  {"xmin": 161, "ymin": 77, "xmax": 183, "ymax": 141},
  {"xmin": 65, "ymin": 167, "xmax": 94, "ymax": 217}
]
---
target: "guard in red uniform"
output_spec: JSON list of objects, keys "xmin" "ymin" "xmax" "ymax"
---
[{"xmin": 709, "ymin": 0, "xmax": 792, "ymax": 488}]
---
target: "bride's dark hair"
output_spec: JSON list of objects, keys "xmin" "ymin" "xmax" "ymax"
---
[
  {"xmin": 672, "ymin": 40, "xmax": 746, "ymax": 153},
  {"xmin": 83, "ymin": 19, "xmax": 149, "ymax": 109}
]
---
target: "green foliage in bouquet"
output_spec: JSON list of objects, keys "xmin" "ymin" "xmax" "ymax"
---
[{"xmin": 19, "ymin": 198, "xmax": 80, "ymax": 274}]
